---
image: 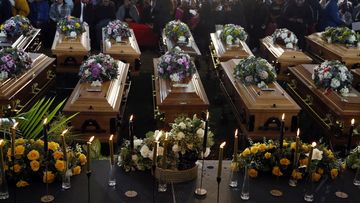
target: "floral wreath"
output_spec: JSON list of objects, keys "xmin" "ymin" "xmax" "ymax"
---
[
  {"xmin": 164, "ymin": 20, "xmax": 191, "ymax": 43},
  {"xmin": 0, "ymin": 15, "xmax": 33, "ymax": 37},
  {"xmin": 78, "ymin": 53, "xmax": 119, "ymax": 83},
  {"xmin": 0, "ymin": 48, "xmax": 32, "ymax": 81},
  {"xmin": 322, "ymin": 27, "xmax": 360, "ymax": 46},
  {"xmin": 220, "ymin": 24, "xmax": 248, "ymax": 45},
  {"xmin": 272, "ymin": 28, "xmax": 298, "ymax": 49},
  {"xmin": 57, "ymin": 16, "xmax": 85, "ymax": 37},
  {"xmin": 312, "ymin": 60, "xmax": 353, "ymax": 96},
  {"xmin": 157, "ymin": 46, "xmax": 196, "ymax": 83},
  {"xmin": 104, "ymin": 20, "xmax": 132, "ymax": 41},
  {"xmin": 234, "ymin": 56, "xmax": 277, "ymax": 89}
]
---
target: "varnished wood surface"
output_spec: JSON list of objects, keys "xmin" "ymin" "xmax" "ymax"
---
[
  {"xmin": 162, "ymin": 32, "xmax": 201, "ymax": 56},
  {"xmin": 352, "ymin": 69, "xmax": 360, "ymax": 91}
]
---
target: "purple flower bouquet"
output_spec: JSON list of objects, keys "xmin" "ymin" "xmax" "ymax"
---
[
  {"xmin": 0, "ymin": 48, "xmax": 32, "ymax": 81},
  {"xmin": 104, "ymin": 20, "xmax": 131, "ymax": 42},
  {"xmin": 0, "ymin": 15, "xmax": 33, "ymax": 38}
]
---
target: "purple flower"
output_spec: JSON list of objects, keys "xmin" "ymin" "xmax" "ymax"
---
[
  {"xmin": 90, "ymin": 63, "xmax": 102, "ymax": 78},
  {"xmin": 159, "ymin": 68, "xmax": 164, "ymax": 74}
]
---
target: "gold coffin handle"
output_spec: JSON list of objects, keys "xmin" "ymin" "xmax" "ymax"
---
[
  {"xmin": 47, "ymin": 70, "xmax": 55, "ymax": 80},
  {"xmin": 31, "ymin": 83, "xmax": 41, "ymax": 94},
  {"xmin": 303, "ymin": 94, "xmax": 313, "ymax": 106}
]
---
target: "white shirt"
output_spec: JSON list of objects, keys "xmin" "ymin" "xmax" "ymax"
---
[{"xmin": 80, "ymin": 2, "xmax": 85, "ymax": 22}]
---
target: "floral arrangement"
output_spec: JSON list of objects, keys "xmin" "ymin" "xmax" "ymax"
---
[
  {"xmin": 78, "ymin": 53, "xmax": 119, "ymax": 83},
  {"xmin": 346, "ymin": 145, "xmax": 360, "ymax": 169},
  {"xmin": 57, "ymin": 16, "xmax": 85, "ymax": 37},
  {"xmin": 0, "ymin": 48, "xmax": 32, "ymax": 81},
  {"xmin": 104, "ymin": 20, "xmax": 132, "ymax": 42},
  {"xmin": 234, "ymin": 56, "xmax": 277, "ymax": 89},
  {"xmin": 272, "ymin": 28, "xmax": 298, "ymax": 49},
  {"xmin": 164, "ymin": 20, "xmax": 191, "ymax": 43},
  {"xmin": 312, "ymin": 60, "xmax": 353, "ymax": 96},
  {"xmin": 322, "ymin": 27, "xmax": 360, "ymax": 46},
  {"xmin": 119, "ymin": 115, "xmax": 214, "ymax": 172},
  {"xmin": 219, "ymin": 24, "xmax": 248, "ymax": 45},
  {"xmin": 157, "ymin": 47, "xmax": 196, "ymax": 83},
  {"xmin": 0, "ymin": 15, "xmax": 33, "ymax": 37},
  {"xmin": 2, "ymin": 138, "xmax": 87, "ymax": 187},
  {"xmin": 236, "ymin": 139, "xmax": 342, "ymax": 182}
]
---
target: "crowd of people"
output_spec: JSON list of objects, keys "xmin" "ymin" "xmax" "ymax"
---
[{"xmin": 0, "ymin": 0, "xmax": 359, "ymax": 51}]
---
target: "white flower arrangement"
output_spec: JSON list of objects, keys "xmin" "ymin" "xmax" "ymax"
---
[{"xmin": 272, "ymin": 28, "xmax": 298, "ymax": 49}]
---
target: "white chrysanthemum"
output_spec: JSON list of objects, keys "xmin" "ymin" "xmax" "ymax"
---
[
  {"xmin": 179, "ymin": 122, "xmax": 186, "ymax": 129},
  {"xmin": 311, "ymin": 148, "xmax": 323, "ymax": 161},
  {"xmin": 348, "ymin": 35, "xmax": 356, "ymax": 43},
  {"xmin": 196, "ymin": 128, "xmax": 204, "ymax": 138},
  {"xmin": 340, "ymin": 87, "xmax": 349, "ymax": 95},
  {"xmin": 134, "ymin": 139, "xmax": 143, "ymax": 148},
  {"xmin": 172, "ymin": 144, "xmax": 180, "ymax": 153},
  {"xmin": 170, "ymin": 73, "xmax": 180, "ymax": 82},
  {"xmin": 280, "ymin": 32, "xmax": 287, "ymax": 39},
  {"xmin": 140, "ymin": 145, "xmax": 150, "ymax": 158},
  {"xmin": 245, "ymin": 75, "xmax": 253, "ymax": 83},
  {"xmin": 132, "ymin": 154, "xmax": 138, "ymax": 162},
  {"xmin": 178, "ymin": 36, "xmax": 186, "ymax": 43},
  {"xmin": 148, "ymin": 150, "xmax": 153, "ymax": 160},
  {"xmin": 339, "ymin": 72, "xmax": 348, "ymax": 81},
  {"xmin": 330, "ymin": 78, "xmax": 340, "ymax": 88},
  {"xmin": 226, "ymin": 35, "xmax": 233, "ymax": 45},
  {"xmin": 286, "ymin": 43, "xmax": 294, "ymax": 49},
  {"xmin": 259, "ymin": 71, "xmax": 269, "ymax": 80}
]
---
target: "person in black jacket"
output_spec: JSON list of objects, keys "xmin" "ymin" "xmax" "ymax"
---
[
  {"xmin": 0, "ymin": 0, "xmax": 12, "ymax": 24},
  {"xmin": 94, "ymin": 0, "xmax": 116, "ymax": 50},
  {"xmin": 152, "ymin": 0, "xmax": 174, "ymax": 35},
  {"xmin": 72, "ymin": 0, "xmax": 95, "ymax": 26}
]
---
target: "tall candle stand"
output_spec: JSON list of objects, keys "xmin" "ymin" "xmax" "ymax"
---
[
  {"xmin": 41, "ymin": 119, "xmax": 54, "ymax": 203},
  {"xmin": 195, "ymin": 112, "xmax": 209, "ymax": 196}
]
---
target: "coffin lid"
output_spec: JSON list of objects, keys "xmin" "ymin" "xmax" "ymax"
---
[
  {"xmin": 221, "ymin": 59, "xmax": 300, "ymax": 112},
  {"xmin": 306, "ymin": 32, "xmax": 360, "ymax": 61},
  {"xmin": 352, "ymin": 68, "xmax": 360, "ymax": 77},
  {"xmin": 51, "ymin": 24, "xmax": 90, "ymax": 53},
  {"xmin": 102, "ymin": 28, "xmax": 141, "ymax": 57},
  {"xmin": 261, "ymin": 36, "xmax": 312, "ymax": 63},
  {"xmin": 289, "ymin": 64, "xmax": 360, "ymax": 114},
  {"xmin": 162, "ymin": 32, "xmax": 201, "ymax": 56},
  {"xmin": 0, "ymin": 53, "xmax": 55, "ymax": 100},
  {"xmin": 0, "ymin": 28, "xmax": 41, "ymax": 50},
  {"xmin": 210, "ymin": 33, "xmax": 253, "ymax": 60},
  {"xmin": 153, "ymin": 58, "xmax": 209, "ymax": 107},
  {"xmin": 63, "ymin": 61, "xmax": 129, "ymax": 113}
]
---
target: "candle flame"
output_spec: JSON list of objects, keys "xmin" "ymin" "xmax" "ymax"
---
[
  {"xmin": 0, "ymin": 139, "xmax": 3, "ymax": 146},
  {"xmin": 351, "ymin": 118, "xmax": 355, "ymax": 125},
  {"xmin": 220, "ymin": 142, "xmax": 226, "ymax": 148},
  {"xmin": 281, "ymin": 113, "xmax": 285, "ymax": 121},
  {"xmin": 109, "ymin": 134, "xmax": 113, "ymax": 141},
  {"xmin": 206, "ymin": 111, "xmax": 209, "ymax": 120},
  {"xmin": 12, "ymin": 122, "xmax": 19, "ymax": 129},
  {"xmin": 43, "ymin": 118, "xmax": 48, "ymax": 125},
  {"xmin": 296, "ymin": 128, "xmax": 300, "ymax": 137},
  {"xmin": 89, "ymin": 136, "xmax": 95, "ymax": 143},
  {"xmin": 234, "ymin": 129, "xmax": 238, "ymax": 137},
  {"xmin": 165, "ymin": 132, "xmax": 168, "ymax": 140},
  {"xmin": 129, "ymin": 115, "xmax": 134, "ymax": 122},
  {"xmin": 61, "ymin": 129, "xmax": 68, "ymax": 136},
  {"xmin": 311, "ymin": 142, "xmax": 316, "ymax": 147},
  {"xmin": 155, "ymin": 131, "xmax": 162, "ymax": 141}
]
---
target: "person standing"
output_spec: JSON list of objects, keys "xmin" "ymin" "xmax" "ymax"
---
[
  {"xmin": 318, "ymin": 0, "xmax": 345, "ymax": 31},
  {"xmin": 116, "ymin": 0, "xmax": 140, "ymax": 23},
  {"xmin": 95, "ymin": 0, "xmax": 116, "ymax": 50},
  {"xmin": 11, "ymin": 0, "xmax": 30, "ymax": 16},
  {"xmin": 152, "ymin": 0, "xmax": 174, "ymax": 35},
  {"xmin": 0, "ymin": 0, "xmax": 12, "ymax": 24},
  {"xmin": 72, "ymin": 0, "xmax": 95, "ymax": 26}
]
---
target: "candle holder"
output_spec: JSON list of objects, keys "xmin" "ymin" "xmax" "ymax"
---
[
  {"xmin": 240, "ymin": 166, "xmax": 250, "ymax": 200},
  {"xmin": 108, "ymin": 162, "xmax": 116, "ymax": 187},
  {"xmin": 229, "ymin": 161, "xmax": 239, "ymax": 188},
  {"xmin": 304, "ymin": 174, "xmax": 315, "ymax": 202},
  {"xmin": 158, "ymin": 171, "xmax": 167, "ymax": 192},
  {"xmin": 62, "ymin": 162, "xmax": 71, "ymax": 190},
  {"xmin": 270, "ymin": 176, "xmax": 283, "ymax": 197},
  {"xmin": 86, "ymin": 171, "xmax": 92, "ymax": 203},
  {"xmin": 194, "ymin": 157, "xmax": 207, "ymax": 196},
  {"xmin": 0, "ymin": 161, "xmax": 9, "ymax": 200},
  {"xmin": 354, "ymin": 167, "xmax": 360, "ymax": 186},
  {"xmin": 216, "ymin": 177, "xmax": 221, "ymax": 203},
  {"xmin": 41, "ymin": 158, "xmax": 55, "ymax": 202}
]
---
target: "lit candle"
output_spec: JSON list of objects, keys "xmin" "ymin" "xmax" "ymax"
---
[
  {"xmin": 293, "ymin": 129, "xmax": 300, "ymax": 167},
  {"xmin": 11, "ymin": 122, "xmax": 18, "ymax": 158},
  {"xmin": 347, "ymin": 119, "xmax": 355, "ymax": 153},
  {"xmin": 43, "ymin": 118, "xmax": 49, "ymax": 157},
  {"xmin": 129, "ymin": 115, "xmax": 134, "ymax": 152},
  {"xmin": 279, "ymin": 113, "xmax": 285, "ymax": 150},
  {"xmin": 0, "ymin": 140, "xmax": 5, "ymax": 171},
  {"xmin": 217, "ymin": 142, "xmax": 226, "ymax": 179},
  {"xmin": 61, "ymin": 129, "xmax": 68, "ymax": 162},
  {"xmin": 162, "ymin": 132, "xmax": 168, "ymax": 169},
  {"xmin": 152, "ymin": 132, "xmax": 162, "ymax": 166},
  {"xmin": 202, "ymin": 111, "xmax": 209, "ymax": 153},
  {"xmin": 306, "ymin": 142, "xmax": 316, "ymax": 173},
  {"xmin": 109, "ymin": 134, "xmax": 114, "ymax": 165},
  {"xmin": 87, "ymin": 136, "xmax": 95, "ymax": 172},
  {"xmin": 234, "ymin": 129, "xmax": 238, "ymax": 162}
]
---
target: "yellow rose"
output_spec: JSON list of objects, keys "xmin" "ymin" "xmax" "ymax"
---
[
  {"xmin": 55, "ymin": 160, "xmax": 66, "ymax": 172},
  {"xmin": 36, "ymin": 139, "xmax": 44, "ymax": 146},
  {"xmin": 264, "ymin": 152, "xmax": 272, "ymax": 159},
  {"xmin": 280, "ymin": 158, "xmax": 290, "ymax": 166},
  {"xmin": 79, "ymin": 153, "xmax": 87, "ymax": 165},
  {"xmin": 53, "ymin": 151, "xmax": 64, "ymax": 160},
  {"xmin": 311, "ymin": 172, "xmax": 321, "ymax": 182},
  {"xmin": 283, "ymin": 141, "xmax": 289, "ymax": 148},
  {"xmin": 317, "ymin": 168, "xmax": 324, "ymax": 175},
  {"xmin": 268, "ymin": 143, "xmax": 275, "ymax": 149},
  {"xmin": 290, "ymin": 142, "xmax": 296, "ymax": 150},
  {"xmin": 242, "ymin": 148, "xmax": 251, "ymax": 157},
  {"xmin": 75, "ymin": 23, "xmax": 80, "ymax": 28},
  {"xmin": 272, "ymin": 166, "xmax": 283, "ymax": 176},
  {"xmin": 248, "ymin": 168, "xmax": 258, "ymax": 178},
  {"xmin": 258, "ymin": 144, "xmax": 267, "ymax": 152},
  {"xmin": 7, "ymin": 148, "xmax": 11, "ymax": 159},
  {"xmin": 331, "ymin": 169, "xmax": 338, "ymax": 179},
  {"xmin": 4, "ymin": 165, "xmax": 8, "ymax": 171},
  {"xmin": 230, "ymin": 162, "xmax": 239, "ymax": 172},
  {"xmin": 72, "ymin": 166, "xmax": 81, "ymax": 175},
  {"xmin": 30, "ymin": 160, "xmax": 40, "ymax": 172},
  {"xmin": 250, "ymin": 146, "xmax": 259, "ymax": 154},
  {"xmin": 14, "ymin": 164, "xmax": 21, "ymax": 173},
  {"xmin": 16, "ymin": 180, "xmax": 29, "ymax": 188},
  {"xmin": 0, "ymin": 24, "xmax": 4, "ymax": 30},
  {"xmin": 302, "ymin": 144, "xmax": 309, "ymax": 152},
  {"xmin": 15, "ymin": 145, "xmax": 25, "ymax": 156},
  {"xmin": 48, "ymin": 142, "xmax": 60, "ymax": 151},
  {"xmin": 291, "ymin": 169, "xmax": 302, "ymax": 180},
  {"xmin": 43, "ymin": 171, "xmax": 55, "ymax": 183},
  {"xmin": 27, "ymin": 150, "xmax": 40, "ymax": 161},
  {"xmin": 15, "ymin": 138, "xmax": 25, "ymax": 146},
  {"xmin": 299, "ymin": 158, "xmax": 309, "ymax": 166}
]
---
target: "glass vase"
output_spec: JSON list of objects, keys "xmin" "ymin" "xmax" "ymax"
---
[
  {"xmin": 354, "ymin": 167, "xmax": 360, "ymax": 186},
  {"xmin": 158, "ymin": 171, "xmax": 167, "ymax": 192},
  {"xmin": 229, "ymin": 161, "xmax": 239, "ymax": 188},
  {"xmin": 0, "ymin": 164, "xmax": 9, "ymax": 199},
  {"xmin": 240, "ymin": 166, "xmax": 250, "ymax": 200},
  {"xmin": 304, "ymin": 175, "xmax": 315, "ymax": 202},
  {"xmin": 62, "ymin": 162, "xmax": 71, "ymax": 190},
  {"xmin": 108, "ymin": 163, "xmax": 116, "ymax": 187}
]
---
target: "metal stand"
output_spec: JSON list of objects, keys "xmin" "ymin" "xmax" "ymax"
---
[
  {"xmin": 194, "ymin": 159, "xmax": 207, "ymax": 196},
  {"xmin": 152, "ymin": 165, "xmax": 156, "ymax": 203},
  {"xmin": 216, "ymin": 177, "xmax": 221, "ymax": 203},
  {"xmin": 10, "ymin": 155, "xmax": 17, "ymax": 203},
  {"xmin": 41, "ymin": 154, "xmax": 54, "ymax": 203},
  {"xmin": 87, "ymin": 171, "xmax": 91, "ymax": 203}
]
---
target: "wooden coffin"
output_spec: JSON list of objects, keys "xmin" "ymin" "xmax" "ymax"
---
[
  {"xmin": 162, "ymin": 32, "xmax": 201, "ymax": 56},
  {"xmin": 352, "ymin": 69, "xmax": 360, "ymax": 91},
  {"xmin": 102, "ymin": 28, "xmax": 141, "ymax": 70},
  {"xmin": 0, "ymin": 29, "xmax": 41, "ymax": 52},
  {"xmin": 260, "ymin": 36, "xmax": 312, "ymax": 80},
  {"xmin": 63, "ymin": 61, "xmax": 130, "ymax": 143},
  {"xmin": 220, "ymin": 59, "xmax": 301, "ymax": 140},
  {"xmin": 210, "ymin": 32, "xmax": 253, "ymax": 63},
  {"xmin": 306, "ymin": 32, "xmax": 360, "ymax": 68},
  {"xmin": 153, "ymin": 58, "xmax": 209, "ymax": 124},
  {"xmin": 51, "ymin": 25, "xmax": 90, "ymax": 73},
  {"xmin": 287, "ymin": 64, "xmax": 360, "ymax": 145},
  {"xmin": 0, "ymin": 53, "xmax": 55, "ymax": 115}
]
